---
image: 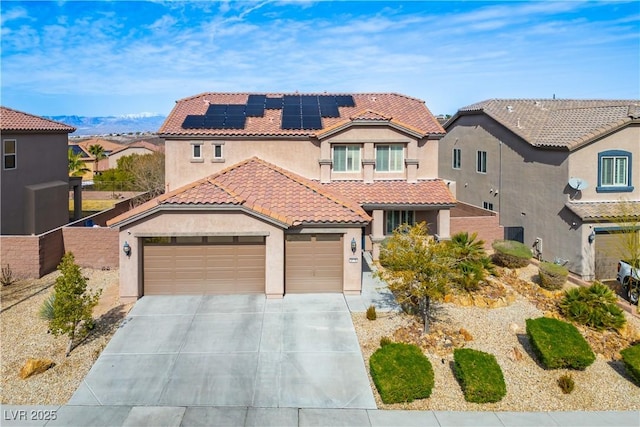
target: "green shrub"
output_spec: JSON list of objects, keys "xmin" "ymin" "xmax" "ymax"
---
[
  {"xmin": 491, "ymin": 240, "xmax": 532, "ymax": 268},
  {"xmin": 380, "ymin": 336, "xmax": 393, "ymax": 347},
  {"xmin": 366, "ymin": 305, "xmax": 377, "ymax": 321},
  {"xmin": 448, "ymin": 232, "xmax": 496, "ymax": 292},
  {"xmin": 370, "ymin": 342, "xmax": 434, "ymax": 403},
  {"xmin": 620, "ymin": 343, "xmax": 640, "ymax": 386},
  {"xmin": 559, "ymin": 282, "xmax": 626, "ymax": 331},
  {"xmin": 453, "ymin": 348, "xmax": 506, "ymax": 403},
  {"xmin": 526, "ymin": 317, "xmax": 595, "ymax": 370},
  {"xmin": 39, "ymin": 294, "xmax": 56, "ymax": 321},
  {"xmin": 557, "ymin": 373, "xmax": 575, "ymax": 394},
  {"xmin": 539, "ymin": 262, "xmax": 568, "ymax": 290}
]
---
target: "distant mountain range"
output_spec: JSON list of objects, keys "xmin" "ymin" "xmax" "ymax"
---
[{"xmin": 46, "ymin": 113, "xmax": 167, "ymax": 136}]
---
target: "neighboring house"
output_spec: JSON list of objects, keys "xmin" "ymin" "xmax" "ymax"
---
[
  {"xmin": 69, "ymin": 138, "xmax": 124, "ymax": 180},
  {"xmin": 108, "ymin": 92, "xmax": 455, "ymax": 302},
  {"xmin": 1, "ymin": 106, "xmax": 77, "ymax": 235},
  {"xmin": 439, "ymin": 99, "xmax": 640, "ymax": 281},
  {"xmin": 106, "ymin": 140, "xmax": 164, "ymax": 169}
]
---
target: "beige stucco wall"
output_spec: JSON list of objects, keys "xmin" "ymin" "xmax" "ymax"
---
[
  {"xmin": 117, "ymin": 210, "xmax": 285, "ymax": 302},
  {"xmin": 341, "ymin": 228, "xmax": 364, "ymax": 295},
  {"xmin": 108, "ymin": 147, "xmax": 154, "ymax": 169},
  {"xmin": 164, "ymin": 138, "xmax": 320, "ymax": 190}
]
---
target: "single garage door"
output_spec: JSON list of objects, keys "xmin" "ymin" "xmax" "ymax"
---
[
  {"xmin": 143, "ymin": 236, "xmax": 265, "ymax": 295},
  {"xmin": 594, "ymin": 232, "xmax": 623, "ymax": 280},
  {"xmin": 286, "ymin": 234, "xmax": 343, "ymax": 293}
]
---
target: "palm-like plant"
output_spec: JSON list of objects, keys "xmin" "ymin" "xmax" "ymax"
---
[
  {"xmin": 68, "ymin": 148, "xmax": 90, "ymax": 177},
  {"xmin": 448, "ymin": 232, "xmax": 495, "ymax": 291},
  {"xmin": 88, "ymin": 144, "xmax": 107, "ymax": 175}
]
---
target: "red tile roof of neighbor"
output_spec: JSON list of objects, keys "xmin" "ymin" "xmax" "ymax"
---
[
  {"xmin": 450, "ymin": 99, "xmax": 640, "ymax": 150},
  {"xmin": 0, "ymin": 106, "xmax": 76, "ymax": 133},
  {"xmin": 108, "ymin": 157, "xmax": 372, "ymax": 227},
  {"xmin": 158, "ymin": 93, "xmax": 445, "ymax": 137},
  {"xmin": 323, "ymin": 180, "xmax": 456, "ymax": 206}
]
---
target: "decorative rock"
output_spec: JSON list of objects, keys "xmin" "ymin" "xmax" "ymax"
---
[
  {"xmin": 509, "ymin": 323, "xmax": 519, "ymax": 333},
  {"xmin": 508, "ymin": 346, "xmax": 524, "ymax": 362},
  {"xmin": 459, "ymin": 327, "xmax": 474, "ymax": 341},
  {"xmin": 19, "ymin": 358, "xmax": 54, "ymax": 379}
]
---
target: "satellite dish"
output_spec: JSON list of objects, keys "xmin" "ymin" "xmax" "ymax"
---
[{"xmin": 568, "ymin": 177, "xmax": 588, "ymax": 191}]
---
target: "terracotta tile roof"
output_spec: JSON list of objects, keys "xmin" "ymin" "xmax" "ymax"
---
[
  {"xmin": 0, "ymin": 106, "xmax": 76, "ymax": 133},
  {"xmin": 108, "ymin": 157, "xmax": 371, "ymax": 227},
  {"xmin": 158, "ymin": 92, "xmax": 444, "ymax": 138},
  {"xmin": 566, "ymin": 201, "xmax": 640, "ymax": 221},
  {"xmin": 322, "ymin": 180, "xmax": 456, "ymax": 206},
  {"xmin": 76, "ymin": 138, "xmax": 125, "ymax": 153},
  {"xmin": 450, "ymin": 99, "xmax": 640, "ymax": 150},
  {"xmin": 109, "ymin": 140, "xmax": 164, "ymax": 155}
]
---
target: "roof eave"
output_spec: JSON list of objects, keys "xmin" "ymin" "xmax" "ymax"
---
[{"xmin": 362, "ymin": 203, "xmax": 456, "ymax": 210}]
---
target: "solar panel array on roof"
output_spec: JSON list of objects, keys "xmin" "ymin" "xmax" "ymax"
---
[{"xmin": 180, "ymin": 94, "xmax": 355, "ymax": 130}]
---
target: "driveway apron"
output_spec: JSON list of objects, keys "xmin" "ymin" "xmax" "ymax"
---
[{"xmin": 68, "ymin": 294, "xmax": 376, "ymax": 409}]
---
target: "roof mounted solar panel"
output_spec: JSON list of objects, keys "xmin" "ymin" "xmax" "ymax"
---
[
  {"xmin": 247, "ymin": 94, "xmax": 266, "ymax": 105},
  {"xmin": 265, "ymin": 97, "xmax": 284, "ymax": 109},
  {"xmin": 301, "ymin": 104, "xmax": 320, "ymax": 115},
  {"xmin": 318, "ymin": 95, "xmax": 336, "ymax": 105},
  {"xmin": 203, "ymin": 115, "xmax": 225, "ymax": 128},
  {"xmin": 244, "ymin": 104, "xmax": 265, "ymax": 117},
  {"xmin": 319, "ymin": 104, "xmax": 340, "ymax": 117},
  {"xmin": 182, "ymin": 115, "xmax": 205, "ymax": 129},
  {"xmin": 301, "ymin": 95, "xmax": 319, "ymax": 105},
  {"xmin": 282, "ymin": 104, "xmax": 301, "ymax": 116},
  {"xmin": 226, "ymin": 104, "xmax": 246, "ymax": 116},
  {"xmin": 206, "ymin": 104, "xmax": 227, "ymax": 116},
  {"xmin": 282, "ymin": 115, "xmax": 302, "ymax": 129},
  {"xmin": 283, "ymin": 95, "xmax": 302, "ymax": 105},
  {"xmin": 335, "ymin": 95, "xmax": 355, "ymax": 107},
  {"xmin": 223, "ymin": 116, "xmax": 246, "ymax": 129},
  {"xmin": 301, "ymin": 115, "xmax": 322, "ymax": 129}
]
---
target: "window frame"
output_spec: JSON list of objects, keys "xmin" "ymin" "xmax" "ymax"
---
[
  {"xmin": 452, "ymin": 148, "xmax": 461, "ymax": 169},
  {"xmin": 476, "ymin": 150, "xmax": 487, "ymax": 174},
  {"xmin": 190, "ymin": 142, "xmax": 204, "ymax": 163},
  {"xmin": 597, "ymin": 150, "xmax": 634, "ymax": 192},
  {"xmin": 483, "ymin": 201, "xmax": 494, "ymax": 211},
  {"xmin": 212, "ymin": 142, "xmax": 225, "ymax": 162},
  {"xmin": 3, "ymin": 139, "xmax": 16, "ymax": 170},
  {"xmin": 385, "ymin": 210, "xmax": 416, "ymax": 234},
  {"xmin": 375, "ymin": 144, "xmax": 404, "ymax": 172},
  {"xmin": 332, "ymin": 144, "xmax": 361, "ymax": 172}
]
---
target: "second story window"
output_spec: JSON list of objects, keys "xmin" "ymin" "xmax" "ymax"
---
[
  {"xmin": 212, "ymin": 142, "xmax": 225, "ymax": 162},
  {"xmin": 476, "ymin": 150, "xmax": 487, "ymax": 174},
  {"xmin": 597, "ymin": 150, "xmax": 633, "ymax": 192},
  {"xmin": 191, "ymin": 142, "xmax": 204, "ymax": 163},
  {"xmin": 376, "ymin": 144, "xmax": 403, "ymax": 172},
  {"xmin": 453, "ymin": 148, "xmax": 461, "ymax": 169},
  {"xmin": 3, "ymin": 139, "xmax": 16, "ymax": 170},
  {"xmin": 333, "ymin": 145, "xmax": 360, "ymax": 172}
]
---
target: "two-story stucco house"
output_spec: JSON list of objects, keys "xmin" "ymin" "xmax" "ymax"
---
[
  {"xmin": 108, "ymin": 92, "xmax": 455, "ymax": 302},
  {"xmin": 438, "ymin": 99, "xmax": 640, "ymax": 281},
  {"xmin": 1, "ymin": 106, "xmax": 77, "ymax": 235}
]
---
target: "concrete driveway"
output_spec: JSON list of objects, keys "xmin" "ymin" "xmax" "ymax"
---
[{"xmin": 69, "ymin": 294, "xmax": 376, "ymax": 409}]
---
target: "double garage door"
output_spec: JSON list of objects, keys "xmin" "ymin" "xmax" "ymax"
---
[
  {"xmin": 143, "ymin": 236, "xmax": 266, "ymax": 295},
  {"xmin": 142, "ymin": 234, "xmax": 344, "ymax": 295}
]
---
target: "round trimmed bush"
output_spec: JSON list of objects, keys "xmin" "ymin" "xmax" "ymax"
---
[
  {"xmin": 492, "ymin": 240, "xmax": 532, "ymax": 268},
  {"xmin": 539, "ymin": 261, "xmax": 569, "ymax": 290}
]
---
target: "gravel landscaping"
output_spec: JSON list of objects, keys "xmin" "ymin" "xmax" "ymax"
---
[{"xmin": 2, "ymin": 264, "xmax": 639, "ymax": 411}]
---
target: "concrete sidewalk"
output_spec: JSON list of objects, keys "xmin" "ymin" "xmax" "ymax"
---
[{"xmin": 2, "ymin": 405, "xmax": 638, "ymax": 426}]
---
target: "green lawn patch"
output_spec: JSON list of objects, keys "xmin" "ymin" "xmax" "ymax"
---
[
  {"xmin": 370, "ymin": 342, "xmax": 434, "ymax": 404},
  {"xmin": 620, "ymin": 343, "xmax": 640, "ymax": 386},
  {"xmin": 526, "ymin": 317, "xmax": 595, "ymax": 370},
  {"xmin": 491, "ymin": 240, "xmax": 532, "ymax": 268},
  {"xmin": 453, "ymin": 348, "xmax": 506, "ymax": 403}
]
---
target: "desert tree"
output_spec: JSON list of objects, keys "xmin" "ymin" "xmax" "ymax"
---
[
  {"xmin": 47, "ymin": 252, "xmax": 102, "ymax": 356},
  {"xmin": 375, "ymin": 222, "xmax": 455, "ymax": 333},
  {"xmin": 88, "ymin": 144, "xmax": 107, "ymax": 175},
  {"xmin": 68, "ymin": 148, "xmax": 90, "ymax": 177}
]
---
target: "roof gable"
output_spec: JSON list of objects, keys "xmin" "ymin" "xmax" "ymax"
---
[
  {"xmin": 1, "ymin": 106, "xmax": 76, "ymax": 133},
  {"xmin": 448, "ymin": 99, "xmax": 640, "ymax": 150},
  {"xmin": 108, "ymin": 157, "xmax": 371, "ymax": 227}
]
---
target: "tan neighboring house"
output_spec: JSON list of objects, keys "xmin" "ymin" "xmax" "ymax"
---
[
  {"xmin": 106, "ymin": 140, "xmax": 163, "ymax": 169},
  {"xmin": 69, "ymin": 138, "xmax": 124, "ymax": 180},
  {"xmin": 439, "ymin": 99, "xmax": 640, "ymax": 281},
  {"xmin": 108, "ymin": 92, "xmax": 455, "ymax": 302},
  {"xmin": 1, "ymin": 106, "xmax": 76, "ymax": 235}
]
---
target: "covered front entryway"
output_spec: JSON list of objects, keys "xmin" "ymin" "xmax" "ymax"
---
[
  {"xmin": 143, "ymin": 236, "xmax": 265, "ymax": 295},
  {"xmin": 285, "ymin": 234, "xmax": 343, "ymax": 293}
]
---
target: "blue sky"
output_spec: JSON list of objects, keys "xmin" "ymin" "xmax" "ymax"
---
[{"xmin": 1, "ymin": 1, "xmax": 639, "ymax": 117}]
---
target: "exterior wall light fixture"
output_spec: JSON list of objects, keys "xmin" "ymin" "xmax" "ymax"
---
[
  {"xmin": 123, "ymin": 241, "xmax": 132, "ymax": 257},
  {"xmin": 351, "ymin": 237, "xmax": 357, "ymax": 254},
  {"xmin": 588, "ymin": 230, "xmax": 596, "ymax": 244}
]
